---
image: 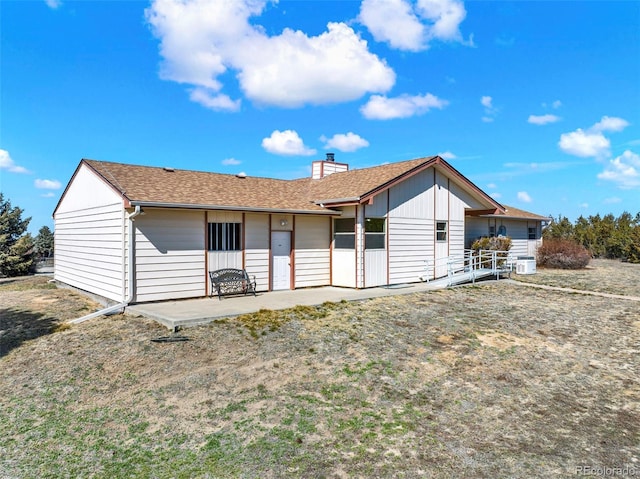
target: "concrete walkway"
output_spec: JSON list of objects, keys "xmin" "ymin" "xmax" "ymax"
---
[{"xmin": 127, "ymin": 282, "xmax": 445, "ymax": 330}]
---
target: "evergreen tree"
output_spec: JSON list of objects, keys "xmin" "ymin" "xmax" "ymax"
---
[
  {"xmin": 543, "ymin": 215, "xmax": 574, "ymax": 240},
  {"xmin": 34, "ymin": 225, "xmax": 54, "ymax": 258},
  {"xmin": 0, "ymin": 194, "xmax": 34, "ymax": 276}
]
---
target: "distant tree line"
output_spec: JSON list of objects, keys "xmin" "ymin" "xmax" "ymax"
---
[
  {"xmin": 0, "ymin": 194, "xmax": 54, "ymax": 277},
  {"xmin": 543, "ymin": 212, "xmax": 640, "ymax": 263}
]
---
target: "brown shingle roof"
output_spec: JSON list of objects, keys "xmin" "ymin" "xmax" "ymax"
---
[
  {"xmin": 489, "ymin": 205, "xmax": 551, "ymax": 221},
  {"xmin": 65, "ymin": 156, "xmax": 505, "ymax": 216},
  {"xmin": 83, "ymin": 159, "xmax": 329, "ymax": 214},
  {"xmin": 308, "ymin": 156, "xmax": 437, "ymax": 203}
]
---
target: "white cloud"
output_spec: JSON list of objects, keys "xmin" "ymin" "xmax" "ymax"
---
[
  {"xmin": 361, "ymin": 92, "xmax": 448, "ymax": 119},
  {"xmin": 486, "ymin": 183, "xmax": 497, "ymax": 189},
  {"xmin": 358, "ymin": 0, "xmax": 470, "ymax": 51},
  {"xmin": 0, "ymin": 149, "xmax": 30, "ymax": 174},
  {"xmin": 591, "ymin": 115, "xmax": 629, "ymax": 133},
  {"xmin": 559, "ymin": 116, "xmax": 630, "ymax": 159},
  {"xmin": 528, "ymin": 114, "xmax": 561, "ymax": 125},
  {"xmin": 358, "ymin": 0, "xmax": 425, "ymax": 51},
  {"xmin": 579, "ymin": 202, "xmax": 589, "ymax": 209},
  {"xmin": 322, "ymin": 132, "xmax": 369, "ymax": 152},
  {"xmin": 438, "ymin": 151, "xmax": 456, "ymax": 160},
  {"xmin": 603, "ymin": 197, "xmax": 622, "ymax": 204},
  {"xmin": 480, "ymin": 95, "xmax": 498, "ymax": 122},
  {"xmin": 558, "ymin": 129, "xmax": 610, "ymax": 158},
  {"xmin": 517, "ymin": 191, "xmax": 532, "ymax": 203},
  {"xmin": 35, "ymin": 179, "xmax": 62, "ymax": 190},
  {"xmin": 262, "ymin": 130, "xmax": 317, "ymax": 156},
  {"xmin": 189, "ymin": 88, "xmax": 241, "ymax": 112},
  {"xmin": 222, "ymin": 157, "xmax": 241, "ymax": 166},
  {"xmin": 597, "ymin": 150, "xmax": 640, "ymax": 189},
  {"xmin": 145, "ymin": 0, "xmax": 395, "ymax": 110},
  {"xmin": 543, "ymin": 100, "xmax": 562, "ymax": 109},
  {"xmin": 44, "ymin": 0, "xmax": 62, "ymax": 9},
  {"xmin": 490, "ymin": 192, "xmax": 502, "ymax": 199},
  {"xmin": 41, "ymin": 192, "xmax": 56, "ymax": 198}
]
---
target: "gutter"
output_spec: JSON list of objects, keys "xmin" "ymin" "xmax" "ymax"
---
[
  {"xmin": 68, "ymin": 205, "xmax": 143, "ymax": 324},
  {"xmin": 130, "ymin": 201, "xmax": 337, "ymax": 215}
]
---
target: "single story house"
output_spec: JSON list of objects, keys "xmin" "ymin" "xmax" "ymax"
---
[{"xmin": 53, "ymin": 154, "xmax": 550, "ymax": 304}]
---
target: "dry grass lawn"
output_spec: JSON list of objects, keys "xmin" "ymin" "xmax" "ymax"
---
[{"xmin": 1, "ymin": 260, "xmax": 639, "ymax": 478}]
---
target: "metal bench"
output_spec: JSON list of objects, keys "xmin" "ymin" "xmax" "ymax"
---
[{"xmin": 209, "ymin": 268, "xmax": 256, "ymax": 300}]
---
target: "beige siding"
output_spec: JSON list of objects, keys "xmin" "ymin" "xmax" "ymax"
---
[
  {"xmin": 364, "ymin": 250, "xmax": 387, "ymax": 287},
  {"xmin": 294, "ymin": 216, "xmax": 331, "ymax": 288},
  {"xmin": 365, "ymin": 190, "xmax": 388, "ymax": 217},
  {"xmin": 435, "ymin": 170, "xmax": 449, "ymax": 220},
  {"xmin": 388, "ymin": 218, "xmax": 434, "ymax": 284},
  {"xmin": 245, "ymin": 213, "xmax": 270, "ymax": 291},
  {"xmin": 355, "ymin": 205, "xmax": 365, "ymax": 288},
  {"xmin": 449, "ymin": 219, "xmax": 465, "ymax": 257},
  {"xmin": 54, "ymin": 164, "xmax": 125, "ymax": 302},
  {"xmin": 389, "ymin": 168, "xmax": 435, "ymax": 219},
  {"xmin": 332, "ymin": 249, "xmax": 356, "ymax": 287},
  {"xmin": 55, "ymin": 205, "xmax": 125, "ymax": 302},
  {"xmin": 134, "ymin": 209, "xmax": 205, "ymax": 302},
  {"xmin": 331, "ymin": 207, "xmax": 356, "ymax": 287},
  {"xmin": 449, "ymin": 181, "xmax": 487, "ymax": 213}
]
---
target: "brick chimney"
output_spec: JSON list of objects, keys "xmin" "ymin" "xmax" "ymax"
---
[{"xmin": 311, "ymin": 152, "xmax": 349, "ymax": 179}]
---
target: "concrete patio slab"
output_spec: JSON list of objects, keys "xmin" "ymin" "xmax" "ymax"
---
[{"xmin": 127, "ymin": 282, "xmax": 444, "ymax": 330}]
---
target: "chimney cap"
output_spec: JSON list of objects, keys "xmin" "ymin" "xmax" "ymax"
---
[{"xmin": 326, "ymin": 152, "xmax": 335, "ymax": 162}]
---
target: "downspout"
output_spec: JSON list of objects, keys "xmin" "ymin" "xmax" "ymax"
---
[{"xmin": 68, "ymin": 205, "xmax": 143, "ymax": 324}]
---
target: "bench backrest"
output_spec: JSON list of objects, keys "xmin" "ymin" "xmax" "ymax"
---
[{"xmin": 209, "ymin": 268, "xmax": 247, "ymax": 283}]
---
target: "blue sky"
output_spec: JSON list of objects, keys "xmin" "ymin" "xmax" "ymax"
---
[{"xmin": 1, "ymin": 0, "xmax": 639, "ymax": 234}]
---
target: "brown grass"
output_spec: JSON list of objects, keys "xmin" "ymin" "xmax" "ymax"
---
[{"xmin": 1, "ymin": 261, "xmax": 639, "ymax": 478}]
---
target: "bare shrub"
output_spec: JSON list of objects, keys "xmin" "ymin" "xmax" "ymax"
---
[
  {"xmin": 537, "ymin": 238, "xmax": 591, "ymax": 269},
  {"xmin": 472, "ymin": 236, "xmax": 512, "ymax": 252}
]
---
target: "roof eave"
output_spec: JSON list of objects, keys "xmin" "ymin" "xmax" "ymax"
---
[
  {"xmin": 129, "ymin": 201, "xmax": 339, "ymax": 215},
  {"xmin": 313, "ymin": 197, "xmax": 361, "ymax": 207}
]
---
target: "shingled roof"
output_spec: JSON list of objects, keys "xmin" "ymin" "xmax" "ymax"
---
[
  {"xmin": 56, "ymin": 155, "xmax": 508, "ymax": 216},
  {"xmin": 482, "ymin": 204, "xmax": 551, "ymax": 221}
]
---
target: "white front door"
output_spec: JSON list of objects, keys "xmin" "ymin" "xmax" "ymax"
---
[{"xmin": 271, "ymin": 231, "xmax": 291, "ymax": 290}]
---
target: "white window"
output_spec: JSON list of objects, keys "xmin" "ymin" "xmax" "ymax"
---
[
  {"xmin": 334, "ymin": 218, "xmax": 355, "ymax": 249},
  {"xmin": 365, "ymin": 218, "xmax": 385, "ymax": 250},
  {"xmin": 436, "ymin": 221, "xmax": 447, "ymax": 242}
]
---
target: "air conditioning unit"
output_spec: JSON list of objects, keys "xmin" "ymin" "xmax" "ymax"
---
[{"xmin": 516, "ymin": 256, "xmax": 536, "ymax": 275}]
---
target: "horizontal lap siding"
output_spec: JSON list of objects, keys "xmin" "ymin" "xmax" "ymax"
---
[
  {"xmin": 388, "ymin": 218, "xmax": 434, "ymax": 284},
  {"xmin": 54, "ymin": 203, "xmax": 124, "ymax": 302},
  {"xmin": 449, "ymin": 220, "xmax": 465, "ymax": 256},
  {"xmin": 295, "ymin": 216, "xmax": 330, "ymax": 288},
  {"xmin": 134, "ymin": 210, "xmax": 205, "ymax": 302}
]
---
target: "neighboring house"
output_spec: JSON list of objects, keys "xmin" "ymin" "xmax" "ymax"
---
[{"xmin": 53, "ymin": 155, "xmax": 549, "ymax": 304}]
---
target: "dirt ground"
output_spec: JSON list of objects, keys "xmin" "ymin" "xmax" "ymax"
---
[{"xmin": 1, "ymin": 260, "xmax": 639, "ymax": 478}]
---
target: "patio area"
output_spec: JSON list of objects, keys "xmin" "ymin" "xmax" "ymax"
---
[{"xmin": 126, "ymin": 282, "xmax": 445, "ymax": 331}]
